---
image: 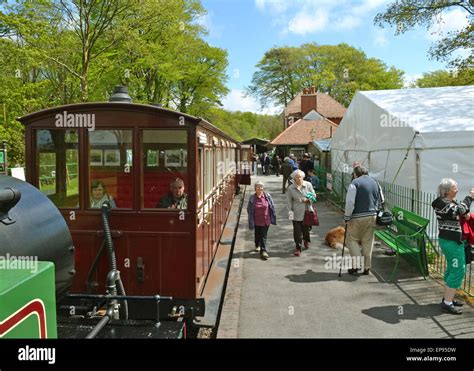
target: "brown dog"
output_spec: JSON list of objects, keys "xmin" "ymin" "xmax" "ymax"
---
[{"xmin": 325, "ymin": 226, "xmax": 346, "ymax": 249}]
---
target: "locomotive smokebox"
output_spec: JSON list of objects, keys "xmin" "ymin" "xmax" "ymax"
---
[{"xmin": 0, "ymin": 175, "xmax": 74, "ymax": 299}]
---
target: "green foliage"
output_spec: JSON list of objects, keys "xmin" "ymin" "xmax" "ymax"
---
[
  {"xmin": 414, "ymin": 68, "xmax": 474, "ymax": 87},
  {"xmin": 374, "ymin": 0, "xmax": 474, "ymax": 69},
  {"xmin": 204, "ymin": 108, "xmax": 282, "ymax": 142},
  {"xmin": 247, "ymin": 46, "xmax": 302, "ymax": 108},
  {"xmin": 247, "ymin": 43, "xmax": 404, "ymax": 107},
  {"xmin": 0, "ymin": 0, "xmax": 229, "ymax": 166}
]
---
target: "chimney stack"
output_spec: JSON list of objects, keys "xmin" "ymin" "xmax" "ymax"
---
[{"xmin": 301, "ymin": 89, "xmax": 317, "ymax": 117}]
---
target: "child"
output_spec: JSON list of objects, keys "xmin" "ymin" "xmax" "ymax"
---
[{"xmin": 307, "ymin": 169, "xmax": 320, "ymax": 191}]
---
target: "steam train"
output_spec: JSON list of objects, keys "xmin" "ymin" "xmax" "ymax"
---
[{"xmin": 0, "ymin": 86, "xmax": 252, "ymax": 339}]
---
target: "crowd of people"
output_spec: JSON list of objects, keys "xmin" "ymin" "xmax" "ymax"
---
[
  {"xmin": 254, "ymin": 152, "xmax": 321, "ymax": 194},
  {"xmin": 246, "ymin": 158, "xmax": 474, "ymax": 316},
  {"xmin": 89, "ymin": 152, "xmax": 473, "ymax": 316}
]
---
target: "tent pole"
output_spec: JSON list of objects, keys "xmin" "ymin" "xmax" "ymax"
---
[{"xmin": 415, "ymin": 149, "xmax": 421, "ymax": 214}]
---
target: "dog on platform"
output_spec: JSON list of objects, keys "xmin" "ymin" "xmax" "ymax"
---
[{"xmin": 325, "ymin": 226, "xmax": 346, "ymax": 249}]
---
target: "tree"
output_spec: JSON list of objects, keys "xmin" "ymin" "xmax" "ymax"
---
[
  {"xmin": 414, "ymin": 68, "xmax": 474, "ymax": 87},
  {"xmin": 204, "ymin": 108, "xmax": 282, "ymax": 142},
  {"xmin": 247, "ymin": 46, "xmax": 302, "ymax": 109},
  {"xmin": 247, "ymin": 43, "xmax": 404, "ymax": 108},
  {"xmin": 374, "ymin": 0, "xmax": 474, "ymax": 70},
  {"xmin": 171, "ymin": 39, "xmax": 229, "ymax": 116},
  {"xmin": 1, "ymin": 0, "xmax": 132, "ymax": 102},
  {"xmin": 0, "ymin": 0, "xmax": 229, "ymax": 165}
]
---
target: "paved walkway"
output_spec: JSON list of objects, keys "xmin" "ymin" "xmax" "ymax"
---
[{"xmin": 218, "ymin": 175, "xmax": 474, "ymax": 338}]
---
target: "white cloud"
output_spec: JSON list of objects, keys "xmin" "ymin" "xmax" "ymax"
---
[
  {"xmin": 255, "ymin": 0, "xmax": 388, "ymax": 35},
  {"xmin": 427, "ymin": 9, "xmax": 470, "ymax": 41},
  {"xmin": 339, "ymin": 15, "xmax": 362, "ymax": 30},
  {"xmin": 353, "ymin": 0, "xmax": 389, "ymax": 15},
  {"xmin": 255, "ymin": 0, "xmax": 291, "ymax": 14},
  {"xmin": 288, "ymin": 10, "xmax": 329, "ymax": 35},
  {"xmin": 373, "ymin": 29, "xmax": 389, "ymax": 47},
  {"xmin": 222, "ymin": 89, "xmax": 281, "ymax": 115}
]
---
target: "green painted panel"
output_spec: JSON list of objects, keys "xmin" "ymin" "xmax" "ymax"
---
[{"xmin": 0, "ymin": 261, "xmax": 57, "ymax": 338}]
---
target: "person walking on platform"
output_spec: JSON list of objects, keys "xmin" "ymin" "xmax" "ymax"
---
[
  {"xmin": 281, "ymin": 157, "xmax": 293, "ymax": 194},
  {"xmin": 286, "ymin": 170, "xmax": 316, "ymax": 256},
  {"xmin": 272, "ymin": 155, "xmax": 281, "ymax": 177},
  {"xmin": 300, "ymin": 153, "xmax": 314, "ymax": 179},
  {"xmin": 344, "ymin": 165, "xmax": 380, "ymax": 275},
  {"xmin": 432, "ymin": 179, "xmax": 474, "ymax": 315},
  {"xmin": 261, "ymin": 153, "xmax": 271, "ymax": 175},
  {"xmin": 288, "ymin": 154, "xmax": 298, "ymax": 171},
  {"xmin": 247, "ymin": 181, "xmax": 277, "ymax": 260}
]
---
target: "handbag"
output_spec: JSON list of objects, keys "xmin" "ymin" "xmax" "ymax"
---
[
  {"xmin": 376, "ymin": 181, "xmax": 393, "ymax": 227},
  {"xmin": 377, "ymin": 210, "xmax": 393, "ymax": 226},
  {"xmin": 303, "ymin": 205, "xmax": 319, "ymax": 226}
]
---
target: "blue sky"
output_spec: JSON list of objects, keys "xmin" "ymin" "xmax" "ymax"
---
[{"xmin": 199, "ymin": 0, "xmax": 469, "ymax": 114}]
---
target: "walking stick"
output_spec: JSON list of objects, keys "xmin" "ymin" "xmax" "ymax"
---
[{"xmin": 338, "ymin": 222, "xmax": 348, "ymax": 278}]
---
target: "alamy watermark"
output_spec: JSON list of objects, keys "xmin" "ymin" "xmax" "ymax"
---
[
  {"xmin": 324, "ymin": 253, "xmax": 365, "ymax": 270},
  {"xmin": 217, "ymin": 160, "xmax": 252, "ymax": 175},
  {"xmin": 0, "ymin": 253, "xmax": 38, "ymax": 273},
  {"xmin": 55, "ymin": 111, "xmax": 95, "ymax": 131},
  {"xmin": 380, "ymin": 113, "xmax": 420, "ymax": 128}
]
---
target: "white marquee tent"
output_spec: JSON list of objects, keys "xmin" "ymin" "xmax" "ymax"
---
[{"xmin": 331, "ymin": 86, "xmax": 474, "ymax": 196}]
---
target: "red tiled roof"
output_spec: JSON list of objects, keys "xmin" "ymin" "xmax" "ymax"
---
[
  {"xmin": 283, "ymin": 92, "xmax": 346, "ymax": 118},
  {"xmin": 271, "ymin": 118, "xmax": 338, "ymax": 145}
]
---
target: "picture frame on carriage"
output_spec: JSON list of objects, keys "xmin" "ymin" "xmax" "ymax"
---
[
  {"xmin": 164, "ymin": 149, "xmax": 181, "ymax": 167},
  {"xmin": 104, "ymin": 149, "xmax": 120, "ymax": 166},
  {"xmin": 90, "ymin": 149, "xmax": 103, "ymax": 166}
]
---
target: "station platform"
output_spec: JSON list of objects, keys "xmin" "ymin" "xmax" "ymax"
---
[{"xmin": 218, "ymin": 175, "xmax": 474, "ymax": 338}]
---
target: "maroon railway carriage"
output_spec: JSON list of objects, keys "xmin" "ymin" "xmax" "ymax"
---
[{"xmin": 19, "ymin": 93, "xmax": 248, "ymax": 316}]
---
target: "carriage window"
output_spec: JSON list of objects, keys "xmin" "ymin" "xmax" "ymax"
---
[
  {"xmin": 197, "ymin": 147, "xmax": 203, "ymax": 204},
  {"xmin": 142, "ymin": 129, "xmax": 187, "ymax": 210},
  {"xmin": 37, "ymin": 129, "xmax": 79, "ymax": 208},
  {"xmin": 204, "ymin": 148, "xmax": 212, "ymax": 197},
  {"xmin": 88, "ymin": 130, "xmax": 133, "ymax": 209}
]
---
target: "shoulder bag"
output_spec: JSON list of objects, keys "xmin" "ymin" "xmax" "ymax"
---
[{"xmin": 376, "ymin": 181, "xmax": 393, "ymax": 227}]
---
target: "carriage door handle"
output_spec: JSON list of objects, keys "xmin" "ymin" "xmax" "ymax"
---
[{"xmin": 136, "ymin": 257, "xmax": 145, "ymax": 283}]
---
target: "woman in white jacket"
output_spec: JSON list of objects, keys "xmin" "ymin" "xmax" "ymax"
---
[{"xmin": 286, "ymin": 170, "xmax": 316, "ymax": 256}]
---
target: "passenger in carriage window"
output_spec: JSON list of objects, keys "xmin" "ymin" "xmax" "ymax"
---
[
  {"xmin": 90, "ymin": 180, "xmax": 116, "ymax": 209},
  {"xmin": 158, "ymin": 177, "xmax": 188, "ymax": 209}
]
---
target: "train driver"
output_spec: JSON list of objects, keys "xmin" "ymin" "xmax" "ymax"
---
[
  {"xmin": 90, "ymin": 180, "xmax": 116, "ymax": 209},
  {"xmin": 158, "ymin": 177, "xmax": 187, "ymax": 209}
]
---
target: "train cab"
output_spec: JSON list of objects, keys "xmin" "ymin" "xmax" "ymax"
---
[{"xmin": 19, "ymin": 87, "xmax": 246, "ymax": 318}]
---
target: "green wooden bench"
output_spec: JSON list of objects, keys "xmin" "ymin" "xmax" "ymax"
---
[{"xmin": 375, "ymin": 206, "xmax": 431, "ymax": 281}]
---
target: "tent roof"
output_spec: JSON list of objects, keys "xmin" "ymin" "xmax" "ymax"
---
[{"xmin": 360, "ymin": 85, "xmax": 474, "ymax": 132}]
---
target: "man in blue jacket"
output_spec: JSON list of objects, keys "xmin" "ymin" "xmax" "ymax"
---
[{"xmin": 344, "ymin": 165, "xmax": 381, "ymax": 275}]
